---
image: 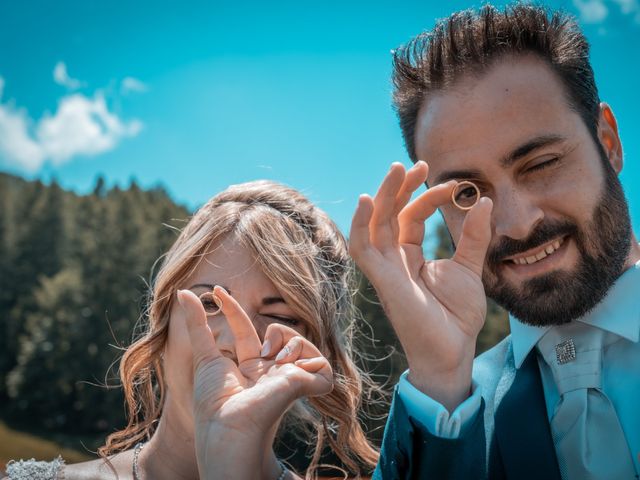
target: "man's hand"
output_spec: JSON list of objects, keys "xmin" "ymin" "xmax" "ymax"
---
[{"xmin": 349, "ymin": 161, "xmax": 493, "ymax": 411}]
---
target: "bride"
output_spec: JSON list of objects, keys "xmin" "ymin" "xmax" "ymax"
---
[{"xmin": 5, "ymin": 181, "xmax": 378, "ymax": 479}]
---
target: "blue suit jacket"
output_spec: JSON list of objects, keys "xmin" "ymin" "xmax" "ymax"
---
[{"xmin": 374, "ymin": 336, "xmax": 562, "ymax": 479}]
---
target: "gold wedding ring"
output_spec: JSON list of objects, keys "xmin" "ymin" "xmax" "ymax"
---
[
  {"xmin": 451, "ymin": 181, "xmax": 480, "ymax": 211},
  {"xmin": 198, "ymin": 289, "xmax": 223, "ymax": 316}
]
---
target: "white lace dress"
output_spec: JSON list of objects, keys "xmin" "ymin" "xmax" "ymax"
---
[{"xmin": 4, "ymin": 456, "xmax": 65, "ymax": 479}]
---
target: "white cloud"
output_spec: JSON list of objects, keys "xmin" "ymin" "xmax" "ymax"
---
[
  {"xmin": 574, "ymin": 0, "xmax": 640, "ymax": 23},
  {"xmin": 53, "ymin": 61, "xmax": 85, "ymax": 90},
  {"xmin": 0, "ymin": 73, "xmax": 143, "ymax": 172},
  {"xmin": 121, "ymin": 77, "xmax": 148, "ymax": 94},
  {"xmin": 0, "ymin": 75, "xmax": 45, "ymax": 172},
  {"xmin": 611, "ymin": 0, "xmax": 640, "ymax": 21},
  {"xmin": 611, "ymin": 0, "xmax": 639, "ymax": 14},
  {"xmin": 574, "ymin": 0, "xmax": 609, "ymax": 23},
  {"xmin": 37, "ymin": 93, "xmax": 143, "ymax": 165},
  {"xmin": 0, "ymin": 103, "xmax": 46, "ymax": 173}
]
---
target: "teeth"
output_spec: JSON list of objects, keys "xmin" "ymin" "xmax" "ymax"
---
[
  {"xmin": 511, "ymin": 238, "xmax": 564, "ymax": 266},
  {"xmin": 535, "ymin": 251, "xmax": 547, "ymax": 261}
]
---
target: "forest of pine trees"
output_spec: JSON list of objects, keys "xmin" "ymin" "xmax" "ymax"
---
[
  {"xmin": 0, "ymin": 172, "xmax": 509, "ymax": 460},
  {"xmin": 0, "ymin": 172, "xmax": 189, "ymax": 440}
]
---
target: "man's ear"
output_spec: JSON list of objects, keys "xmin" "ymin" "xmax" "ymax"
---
[{"xmin": 597, "ymin": 102, "xmax": 623, "ymax": 173}]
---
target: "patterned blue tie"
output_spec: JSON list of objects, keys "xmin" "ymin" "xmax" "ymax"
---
[{"xmin": 538, "ymin": 323, "xmax": 636, "ymax": 480}]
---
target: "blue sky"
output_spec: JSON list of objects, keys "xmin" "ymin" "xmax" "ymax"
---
[{"xmin": 1, "ymin": 0, "xmax": 639, "ymax": 243}]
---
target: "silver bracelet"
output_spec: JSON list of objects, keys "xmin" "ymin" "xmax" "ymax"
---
[{"xmin": 276, "ymin": 460, "xmax": 287, "ymax": 480}]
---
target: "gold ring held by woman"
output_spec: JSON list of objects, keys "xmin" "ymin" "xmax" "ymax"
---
[{"xmin": 198, "ymin": 289, "xmax": 222, "ymax": 316}]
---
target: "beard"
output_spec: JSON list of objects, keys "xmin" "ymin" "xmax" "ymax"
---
[{"xmin": 481, "ymin": 162, "xmax": 632, "ymax": 327}]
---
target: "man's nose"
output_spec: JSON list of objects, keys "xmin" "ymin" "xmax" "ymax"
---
[{"xmin": 491, "ymin": 187, "xmax": 544, "ymax": 240}]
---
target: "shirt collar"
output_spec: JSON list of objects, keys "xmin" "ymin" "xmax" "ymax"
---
[{"xmin": 510, "ymin": 259, "xmax": 640, "ymax": 368}]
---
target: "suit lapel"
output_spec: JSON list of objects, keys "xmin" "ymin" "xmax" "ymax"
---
[{"xmin": 493, "ymin": 351, "xmax": 561, "ymax": 480}]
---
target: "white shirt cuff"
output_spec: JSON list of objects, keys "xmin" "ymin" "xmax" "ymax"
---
[{"xmin": 397, "ymin": 369, "xmax": 482, "ymax": 439}]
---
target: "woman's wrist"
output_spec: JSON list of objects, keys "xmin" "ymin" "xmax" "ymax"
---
[
  {"xmin": 195, "ymin": 425, "xmax": 284, "ymax": 479},
  {"xmin": 195, "ymin": 428, "xmax": 260, "ymax": 478}
]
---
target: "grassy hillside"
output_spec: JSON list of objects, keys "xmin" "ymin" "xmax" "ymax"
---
[{"xmin": 0, "ymin": 421, "xmax": 92, "ymax": 472}]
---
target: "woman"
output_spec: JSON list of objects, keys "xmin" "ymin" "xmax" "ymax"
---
[{"xmin": 5, "ymin": 181, "xmax": 378, "ymax": 479}]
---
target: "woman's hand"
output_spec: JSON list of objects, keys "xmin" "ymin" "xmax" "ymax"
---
[
  {"xmin": 349, "ymin": 161, "xmax": 493, "ymax": 412},
  {"xmin": 177, "ymin": 287, "xmax": 332, "ymax": 479}
]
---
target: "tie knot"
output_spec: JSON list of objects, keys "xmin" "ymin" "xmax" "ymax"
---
[{"xmin": 537, "ymin": 323, "xmax": 605, "ymax": 394}]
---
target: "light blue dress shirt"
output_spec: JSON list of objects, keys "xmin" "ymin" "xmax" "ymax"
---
[{"xmin": 397, "ymin": 259, "xmax": 640, "ymax": 472}]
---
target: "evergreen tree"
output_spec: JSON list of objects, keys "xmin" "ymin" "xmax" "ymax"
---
[
  {"xmin": 92, "ymin": 175, "xmax": 106, "ymax": 198},
  {"xmin": 0, "ymin": 174, "xmax": 18, "ymax": 402},
  {"xmin": 1, "ymin": 173, "xmax": 188, "ymax": 445},
  {"xmin": 3, "ymin": 180, "xmax": 69, "ymax": 407},
  {"xmin": 7, "ymin": 268, "xmax": 94, "ymax": 428}
]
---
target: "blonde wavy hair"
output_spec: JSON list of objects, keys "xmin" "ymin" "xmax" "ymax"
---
[{"xmin": 99, "ymin": 180, "xmax": 379, "ymax": 478}]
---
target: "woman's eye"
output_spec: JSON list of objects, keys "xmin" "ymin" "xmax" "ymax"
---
[
  {"xmin": 263, "ymin": 314, "xmax": 300, "ymax": 327},
  {"xmin": 202, "ymin": 299, "xmax": 217, "ymax": 311},
  {"xmin": 198, "ymin": 292, "xmax": 222, "ymax": 315}
]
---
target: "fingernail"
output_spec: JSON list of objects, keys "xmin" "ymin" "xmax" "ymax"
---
[
  {"xmin": 176, "ymin": 290, "xmax": 187, "ymax": 307},
  {"xmin": 212, "ymin": 293, "xmax": 223, "ymax": 309},
  {"xmin": 360, "ymin": 193, "xmax": 373, "ymax": 204},
  {"xmin": 213, "ymin": 285, "xmax": 229, "ymax": 296},
  {"xmin": 275, "ymin": 346, "xmax": 290, "ymax": 362},
  {"xmin": 260, "ymin": 339, "xmax": 271, "ymax": 357}
]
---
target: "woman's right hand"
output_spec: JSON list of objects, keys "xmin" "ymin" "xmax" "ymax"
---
[
  {"xmin": 177, "ymin": 287, "xmax": 332, "ymax": 479},
  {"xmin": 349, "ymin": 161, "xmax": 493, "ymax": 412}
]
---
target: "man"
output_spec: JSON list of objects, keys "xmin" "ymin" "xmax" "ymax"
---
[{"xmin": 350, "ymin": 4, "xmax": 640, "ymax": 479}]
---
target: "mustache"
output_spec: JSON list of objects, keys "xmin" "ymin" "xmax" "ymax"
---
[{"xmin": 487, "ymin": 220, "xmax": 578, "ymax": 267}]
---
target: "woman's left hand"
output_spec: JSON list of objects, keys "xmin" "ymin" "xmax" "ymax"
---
[{"xmin": 176, "ymin": 287, "xmax": 332, "ymax": 479}]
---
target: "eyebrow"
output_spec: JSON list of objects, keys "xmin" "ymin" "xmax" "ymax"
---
[
  {"xmin": 187, "ymin": 284, "xmax": 285, "ymax": 306},
  {"xmin": 499, "ymin": 134, "xmax": 567, "ymax": 168},
  {"xmin": 433, "ymin": 168, "xmax": 483, "ymax": 185},
  {"xmin": 262, "ymin": 296, "xmax": 286, "ymax": 306},
  {"xmin": 432, "ymin": 134, "xmax": 567, "ymax": 185},
  {"xmin": 189, "ymin": 283, "xmax": 224, "ymax": 291}
]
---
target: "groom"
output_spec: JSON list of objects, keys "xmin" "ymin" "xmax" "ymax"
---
[{"xmin": 350, "ymin": 3, "xmax": 640, "ymax": 479}]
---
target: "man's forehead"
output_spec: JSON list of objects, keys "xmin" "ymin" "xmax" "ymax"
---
[{"xmin": 414, "ymin": 55, "xmax": 578, "ymax": 181}]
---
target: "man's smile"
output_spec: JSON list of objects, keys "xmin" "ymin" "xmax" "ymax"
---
[
  {"xmin": 504, "ymin": 237, "xmax": 566, "ymax": 265},
  {"xmin": 500, "ymin": 236, "xmax": 574, "ymax": 279}
]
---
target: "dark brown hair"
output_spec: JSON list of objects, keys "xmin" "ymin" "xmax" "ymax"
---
[{"xmin": 392, "ymin": 3, "xmax": 601, "ymax": 161}]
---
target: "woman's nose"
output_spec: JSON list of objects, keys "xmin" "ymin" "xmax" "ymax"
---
[
  {"xmin": 209, "ymin": 305, "xmax": 263, "ymax": 360},
  {"xmin": 210, "ymin": 317, "xmax": 237, "ymax": 360}
]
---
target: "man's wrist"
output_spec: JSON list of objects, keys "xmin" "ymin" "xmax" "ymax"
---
[{"xmin": 406, "ymin": 359, "xmax": 474, "ymax": 413}]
